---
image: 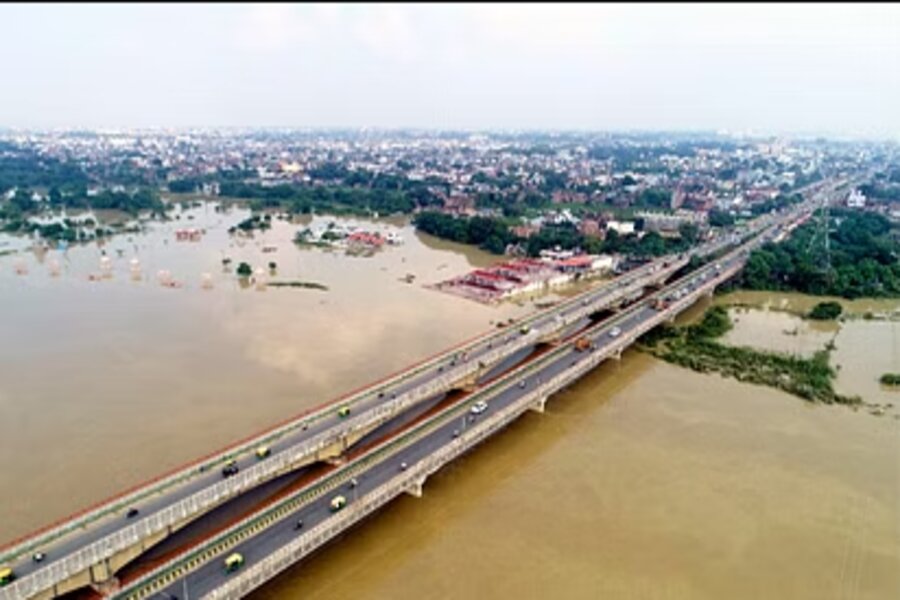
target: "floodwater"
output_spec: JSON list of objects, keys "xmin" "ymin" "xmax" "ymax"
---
[
  {"xmin": 2, "ymin": 216, "xmax": 898, "ymax": 600},
  {"xmin": 0, "ymin": 202, "xmax": 531, "ymax": 543},
  {"xmin": 716, "ymin": 291, "xmax": 900, "ymax": 406},
  {"xmin": 252, "ymin": 352, "xmax": 899, "ymax": 600}
]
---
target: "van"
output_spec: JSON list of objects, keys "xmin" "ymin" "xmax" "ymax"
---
[{"xmin": 224, "ymin": 553, "xmax": 244, "ymax": 573}]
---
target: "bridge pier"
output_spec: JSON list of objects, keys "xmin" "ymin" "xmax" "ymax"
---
[
  {"xmin": 529, "ymin": 395, "xmax": 549, "ymax": 413},
  {"xmin": 91, "ymin": 576, "xmax": 120, "ymax": 597},
  {"xmin": 405, "ymin": 476, "xmax": 428, "ymax": 498}
]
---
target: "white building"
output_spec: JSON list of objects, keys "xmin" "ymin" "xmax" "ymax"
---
[
  {"xmin": 846, "ymin": 189, "xmax": 866, "ymax": 208},
  {"xmin": 606, "ymin": 220, "xmax": 635, "ymax": 235}
]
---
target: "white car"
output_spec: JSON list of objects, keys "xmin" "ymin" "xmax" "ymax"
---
[
  {"xmin": 470, "ymin": 400, "xmax": 488, "ymax": 415},
  {"xmin": 609, "ymin": 327, "xmax": 622, "ymax": 338}
]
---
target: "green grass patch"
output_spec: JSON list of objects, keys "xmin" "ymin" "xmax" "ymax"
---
[
  {"xmin": 267, "ymin": 280, "xmax": 329, "ymax": 291},
  {"xmin": 640, "ymin": 306, "xmax": 860, "ymax": 405}
]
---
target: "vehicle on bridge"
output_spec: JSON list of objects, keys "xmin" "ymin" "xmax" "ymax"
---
[
  {"xmin": 470, "ymin": 400, "xmax": 488, "ymax": 415},
  {"xmin": 222, "ymin": 459, "xmax": 239, "ymax": 478},
  {"xmin": 652, "ymin": 298, "xmax": 669, "ymax": 311},
  {"xmin": 330, "ymin": 495, "xmax": 347, "ymax": 512},
  {"xmin": 255, "ymin": 445, "xmax": 271, "ymax": 459},
  {"xmin": 609, "ymin": 327, "xmax": 622, "ymax": 338},
  {"xmin": 574, "ymin": 337, "xmax": 593, "ymax": 352},
  {"xmin": 338, "ymin": 405, "xmax": 351, "ymax": 418},
  {"xmin": 520, "ymin": 324, "xmax": 531, "ymax": 335},
  {"xmin": 0, "ymin": 567, "xmax": 15, "ymax": 587},
  {"xmin": 224, "ymin": 553, "xmax": 244, "ymax": 573}
]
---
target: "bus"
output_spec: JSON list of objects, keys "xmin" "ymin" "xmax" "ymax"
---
[{"xmin": 0, "ymin": 567, "xmax": 15, "ymax": 587}]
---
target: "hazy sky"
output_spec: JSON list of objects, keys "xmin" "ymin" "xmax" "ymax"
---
[{"xmin": 1, "ymin": 3, "xmax": 898, "ymax": 137}]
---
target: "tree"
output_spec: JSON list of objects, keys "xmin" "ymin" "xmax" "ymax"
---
[
  {"xmin": 236, "ymin": 262, "xmax": 253, "ymax": 277},
  {"xmin": 808, "ymin": 301, "xmax": 843, "ymax": 320},
  {"xmin": 678, "ymin": 222, "xmax": 700, "ymax": 245}
]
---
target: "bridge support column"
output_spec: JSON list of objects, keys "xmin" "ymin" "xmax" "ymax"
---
[
  {"xmin": 529, "ymin": 396, "xmax": 549, "ymax": 413},
  {"xmin": 611, "ymin": 348, "xmax": 623, "ymax": 361},
  {"xmin": 91, "ymin": 576, "xmax": 120, "ymax": 597},
  {"xmin": 405, "ymin": 476, "xmax": 428, "ymax": 498}
]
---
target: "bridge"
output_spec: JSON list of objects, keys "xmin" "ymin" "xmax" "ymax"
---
[{"xmin": 0, "ymin": 177, "xmax": 856, "ymax": 600}]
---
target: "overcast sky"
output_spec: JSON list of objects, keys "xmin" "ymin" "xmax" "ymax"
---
[{"xmin": 1, "ymin": 3, "xmax": 898, "ymax": 138}]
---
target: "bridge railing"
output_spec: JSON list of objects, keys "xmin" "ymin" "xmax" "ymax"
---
[
  {"xmin": 128, "ymin": 254, "xmax": 751, "ymax": 600},
  {"xmin": 0, "ymin": 252, "xmax": 680, "ymax": 569},
  {"xmin": 0, "ymin": 201, "xmax": 814, "ymax": 600}
]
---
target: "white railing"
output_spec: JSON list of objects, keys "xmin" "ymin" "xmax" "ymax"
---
[
  {"xmin": 1, "ymin": 202, "xmax": 812, "ymax": 600},
  {"xmin": 175, "ymin": 256, "xmax": 749, "ymax": 600}
]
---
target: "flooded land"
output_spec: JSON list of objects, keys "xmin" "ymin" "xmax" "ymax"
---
[
  {"xmin": 0, "ymin": 202, "xmax": 530, "ymax": 542},
  {"xmin": 0, "ymin": 208, "xmax": 897, "ymax": 600},
  {"xmin": 252, "ymin": 352, "xmax": 899, "ymax": 600}
]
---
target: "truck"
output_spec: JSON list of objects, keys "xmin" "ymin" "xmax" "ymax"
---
[{"xmin": 574, "ymin": 337, "xmax": 593, "ymax": 352}]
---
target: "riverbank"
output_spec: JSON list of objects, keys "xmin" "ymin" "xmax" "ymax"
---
[{"xmin": 641, "ymin": 306, "xmax": 864, "ymax": 406}]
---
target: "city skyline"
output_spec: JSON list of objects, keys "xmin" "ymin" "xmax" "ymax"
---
[{"xmin": 0, "ymin": 3, "xmax": 898, "ymax": 139}]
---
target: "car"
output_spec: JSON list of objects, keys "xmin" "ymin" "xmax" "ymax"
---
[
  {"xmin": 126, "ymin": 507, "xmax": 139, "ymax": 519},
  {"xmin": 378, "ymin": 391, "xmax": 385, "ymax": 399},
  {"xmin": 32, "ymin": 552, "xmax": 46, "ymax": 563},
  {"xmin": 255, "ymin": 445, "xmax": 271, "ymax": 459},
  {"xmin": 337, "ymin": 405, "xmax": 351, "ymax": 418},
  {"xmin": 330, "ymin": 495, "xmax": 347, "ymax": 512},
  {"xmin": 400, "ymin": 461, "xmax": 408, "ymax": 471},
  {"xmin": 470, "ymin": 400, "xmax": 488, "ymax": 415},
  {"xmin": 222, "ymin": 459, "xmax": 239, "ymax": 478},
  {"xmin": 349, "ymin": 477, "xmax": 359, "ymax": 489},
  {"xmin": 518, "ymin": 380, "xmax": 527, "ymax": 389},
  {"xmin": 301, "ymin": 423, "xmax": 309, "ymax": 431},
  {"xmin": 294, "ymin": 519, "xmax": 304, "ymax": 530},
  {"xmin": 452, "ymin": 429, "xmax": 460, "ymax": 438},
  {"xmin": 609, "ymin": 327, "xmax": 622, "ymax": 338}
]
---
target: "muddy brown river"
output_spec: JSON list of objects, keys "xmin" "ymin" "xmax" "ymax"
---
[{"xmin": 0, "ymin": 208, "xmax": 897, "ymax": 599}]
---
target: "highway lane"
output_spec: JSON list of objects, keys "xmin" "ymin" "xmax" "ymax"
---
[
  {"xmin": 151, "ymin": 246, "xmax": 751, "ymax": 600},
  {"xmin": 2, "ymin": 177, "xmax": 836, "ymax": 597}
]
